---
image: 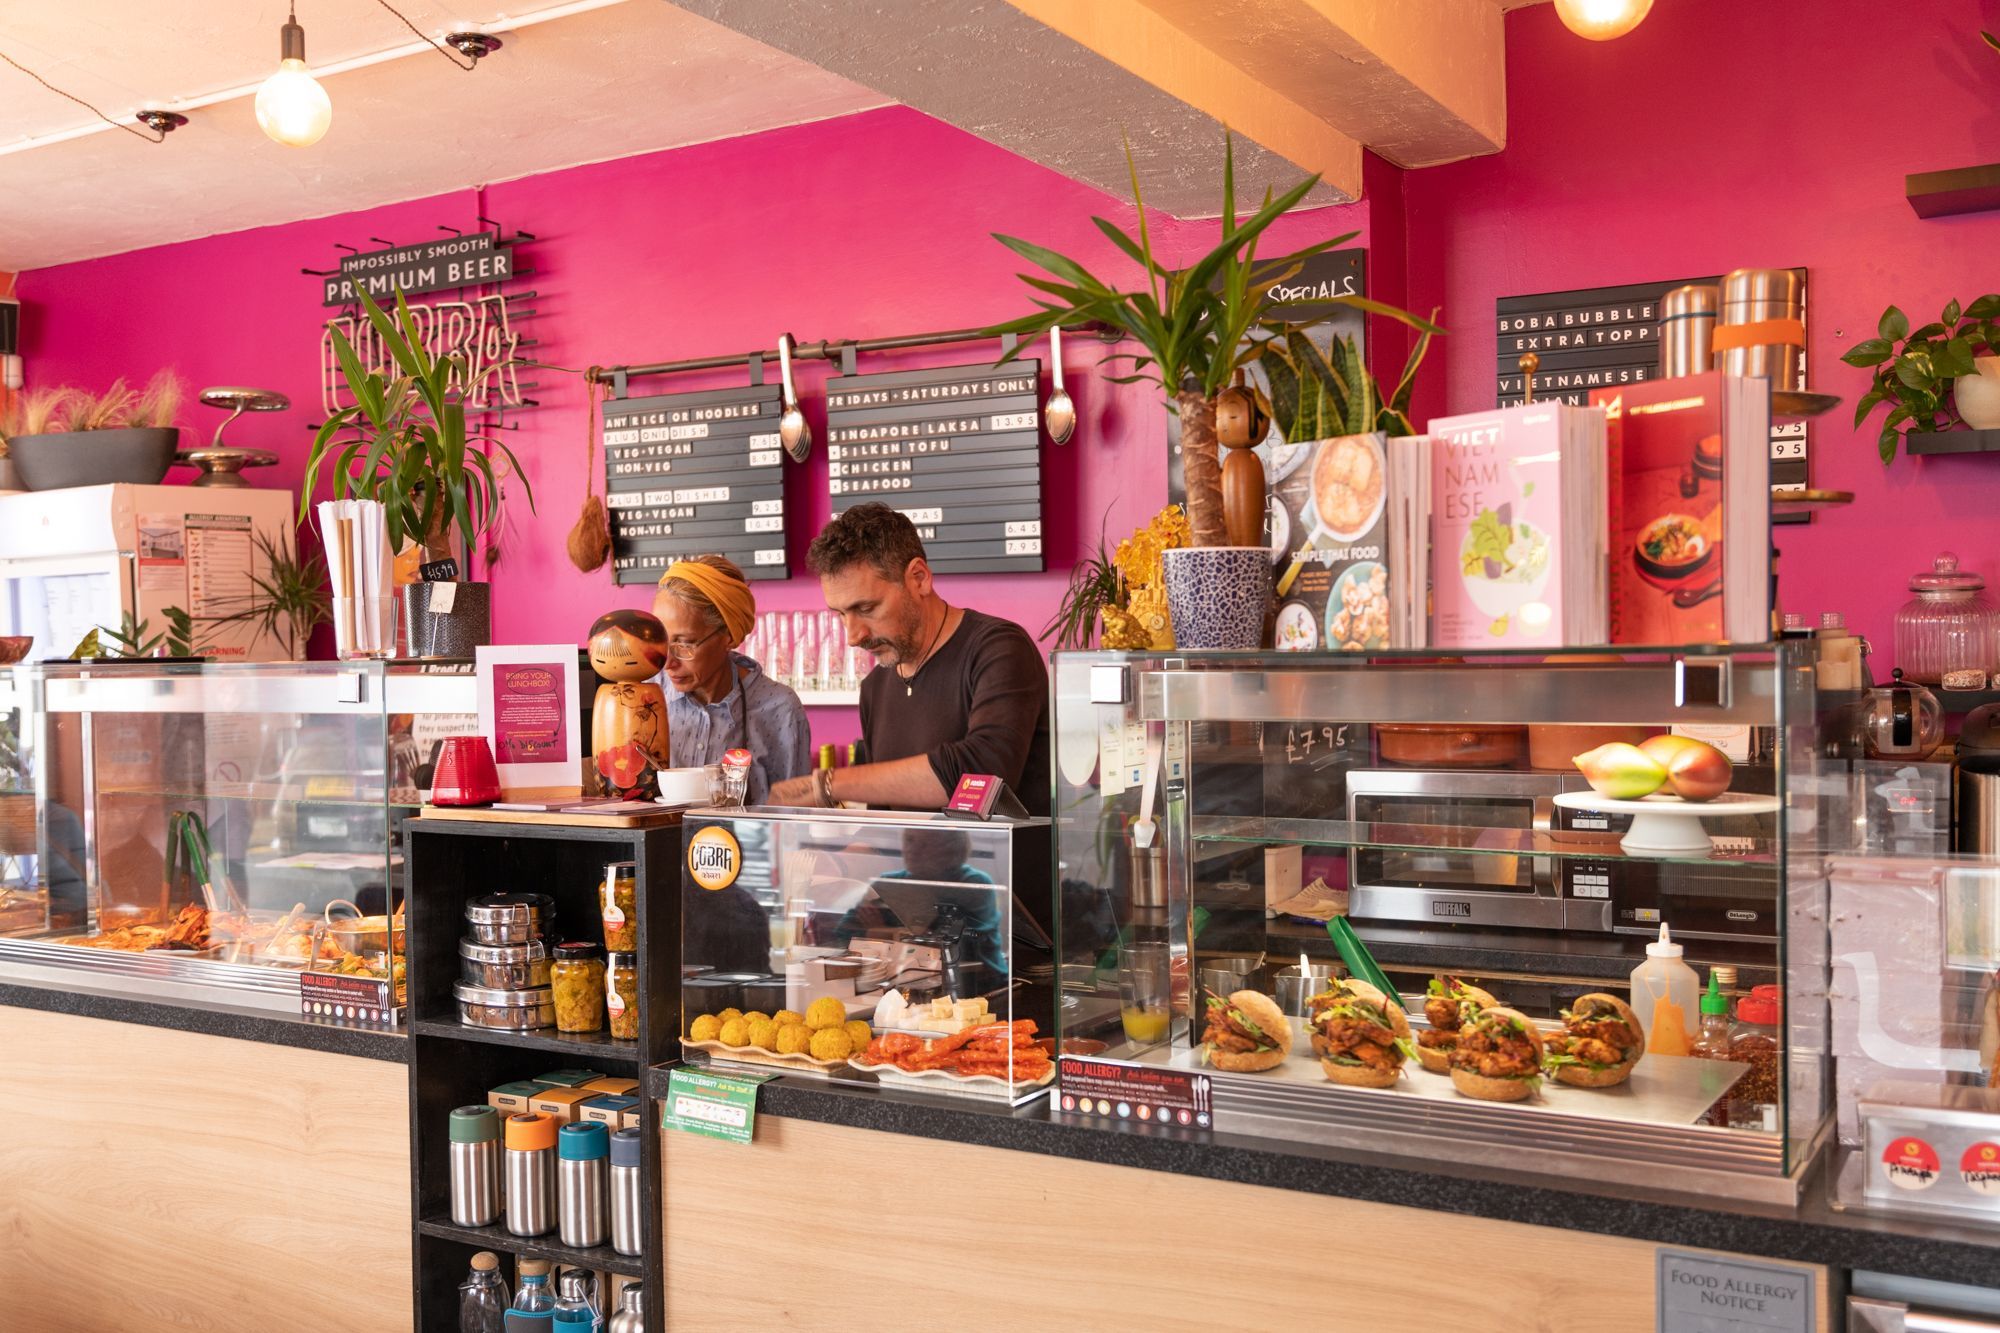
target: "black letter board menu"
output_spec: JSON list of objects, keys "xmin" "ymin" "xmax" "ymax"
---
[
  {"xmin": 603, "ymin": 383, "xmax": 789, "ymax": 585},
  {"xmin": 1495, "ymin": 270, "xmax": 1810, "ymax": 520},
  {"xmin": 823, "ymin": 360, "xmax": 1045, "ymax": 574}
]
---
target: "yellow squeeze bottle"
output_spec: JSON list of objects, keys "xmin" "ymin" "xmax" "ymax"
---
[{"xmin": 1628, "ymin": 923, "xmax": 1699, "ymax": 1057}]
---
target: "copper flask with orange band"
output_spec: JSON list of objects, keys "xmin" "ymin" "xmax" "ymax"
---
[{"xmin": 1715, "ymin": 267, "xmax": 1804, "ymax": 392}]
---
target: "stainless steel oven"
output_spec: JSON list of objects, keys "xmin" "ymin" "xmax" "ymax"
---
[{"xmin": 1345, "ymin": 767, "xmax": 1779, "ymax": 940}]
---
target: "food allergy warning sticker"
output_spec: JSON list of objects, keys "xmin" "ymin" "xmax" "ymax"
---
[{"xmin": 1657, "ymin": 1250, "xmax": 1814, "ymax": 1333}]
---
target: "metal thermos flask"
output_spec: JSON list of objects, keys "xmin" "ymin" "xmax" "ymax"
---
[
  {"xmin": 609, "ymin": 1127, "xmax": 644, "ymax": 1256},
  {"xmin": 1659, "ymin": 283, "xmax": 1719, "ymax": 377},
  {"xmin": 449, "ymin": 1105, "xmax": 503, "ymax": 1227},
  {"xmin": 1954, "ymin": 705, "xmax": 2000, "ymax": 854},
  {"xmin": 557, "ymin": 1121, "xmax": 609, "ymax": 1248},
  {"xmin": 504, "ymin": 1112, "xmax": 558, "ymax": 1238},
  {"xmin": 608, "ymin": 1286, "xmax": 645, "ymax": 1333},
  {"xmin": 1717, "ymin": 267, "xmax": 1805, "ymax": 392}
]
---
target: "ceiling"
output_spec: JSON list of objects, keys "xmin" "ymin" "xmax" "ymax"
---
[
  {"xmin": 0, "ymin": 0, "xmax": 1542, "ymax": 272},
  {"xmin": 0, "ymin": 0, "xmax": 890, "ymax": 270}
]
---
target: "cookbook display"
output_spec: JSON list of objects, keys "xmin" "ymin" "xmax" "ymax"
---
[
  {"xmin": 1050, "ymin": 645, "xmax": 1826, "ymax": 1199},
  {"xmin": 0, "ymin": 659, "xmax": 475, "ymax": 1020},
  {"xmin": 680, "ymin": 808, "xmax": 1053, "ymax": 1103}
]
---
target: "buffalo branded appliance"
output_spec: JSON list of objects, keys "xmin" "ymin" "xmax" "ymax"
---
[{"xmin": 1344, "ymin": 767, "xmax": 1778, "ymax": 940}]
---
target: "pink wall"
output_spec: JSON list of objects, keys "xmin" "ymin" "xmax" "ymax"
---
[
  {"xmin": 1403, "ymin": 0, "xmax": 2000, "ymax": 667},
  {"xmin": 18, "ymin": 105, "xmax": 1367, "ymax": 745}
]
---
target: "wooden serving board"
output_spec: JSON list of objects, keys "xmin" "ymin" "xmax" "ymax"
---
[{"xmin": 418, "ymin": 804, "xmax": 684, "ymax": 829}]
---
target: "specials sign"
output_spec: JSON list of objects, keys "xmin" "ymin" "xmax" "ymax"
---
[
  {"xmin": 823, "ymin": 361, "xmax": 1045, "ymax": 575},
  {"xmin": 321, "ymin": 232, "xmax": 515, "ymax": 306},
  {"xmin": 1496, "ymin": 272, "xmax": 1811, "ymax": 520}
]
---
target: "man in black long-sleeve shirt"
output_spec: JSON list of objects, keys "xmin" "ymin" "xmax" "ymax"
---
[{"xmin": 767, "ymin": 503, "xmax": 1050, "ymax": 815}]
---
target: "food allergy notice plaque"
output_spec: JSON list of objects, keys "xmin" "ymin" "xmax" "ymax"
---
[
  {"xmin": 603, "ymin": 382, "xmax": 789, "ymax": 584},
  {"xmin": 1656, "ymin": 1249, "xmax": 1814, "ymax": 1333},
  {"xmin": 824, "ymin": 360, "xmax": 1044, "ymax": 574}
]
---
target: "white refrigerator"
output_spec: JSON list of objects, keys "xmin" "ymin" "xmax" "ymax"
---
[{"xmin": 0, "ymin": 484, "xmax": 296, "ymax": 661}]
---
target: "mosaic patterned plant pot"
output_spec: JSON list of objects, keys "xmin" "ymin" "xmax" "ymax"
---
[{"xmin": 1162, "ymin": 546, "xmax": 1271, "ymax": 650}]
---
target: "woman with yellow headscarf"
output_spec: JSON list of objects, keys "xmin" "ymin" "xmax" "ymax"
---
[{"xmin": 653, "ymin": 554, "xmax": 811, "ymax": 805}]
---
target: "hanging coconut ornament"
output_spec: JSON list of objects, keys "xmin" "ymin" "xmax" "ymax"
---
[{"xmin": 567, "ymin": 370, "xmax": 613, "ymax": 573}]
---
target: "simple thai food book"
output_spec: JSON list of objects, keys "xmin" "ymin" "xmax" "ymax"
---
[
  {"xmin": 1426, "ymin": 403, "xmax": 1610, "ymax": 649},
  {"xmin": 1590, "ymin": 373, "xmax": 1772, "ymax": 646}
]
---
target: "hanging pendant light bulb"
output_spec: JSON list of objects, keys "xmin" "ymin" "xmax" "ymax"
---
[
  {"xmin": 1553, "ymin": 0, "xmax": 1654, "ymax": 41},
  {"xmin": 256, "ymin": 4, "xmax": 332, "ymax": 147}
]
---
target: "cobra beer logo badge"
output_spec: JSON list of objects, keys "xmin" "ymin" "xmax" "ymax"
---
[{"xmin": 687, "ymin": 826, "xmax": 741, "ymax": 891}]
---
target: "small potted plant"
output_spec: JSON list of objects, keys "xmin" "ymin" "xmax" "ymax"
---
[
  {"xmin": 986, "ymin": 134, "xmax": 1435, "ymax": 648},
  {"xmin": 1845, "ymin": 295, "xmax": 2000, "ymax": 458},
  {"xmin": 302, "ymin": 288, "xmax": 532, "ymax": 654},
  {"xmin": 1, "ymin": 372, "xmax": 184, "ymax": 490}
]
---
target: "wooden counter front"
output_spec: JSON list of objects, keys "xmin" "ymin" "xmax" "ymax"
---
[
  {"xmin": 661, "ymin": 1113, "xmax": 1832, "ymax": 1332},
  {"xmin": 0, "ymin": 1005, "xmax": 412, "ymax": 1331}
]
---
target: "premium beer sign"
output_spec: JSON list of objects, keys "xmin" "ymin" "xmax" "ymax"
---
[
  {"xmin": 603, "ymin": 382, "xmax": 790, "ymax": 585},
  {"xmin": 320, "ymin": 232, "xmax": 515, "ymax": 306},
  {"xmin": 823, "ymin": 360, "xmax": 1045, "ymax": 574}
]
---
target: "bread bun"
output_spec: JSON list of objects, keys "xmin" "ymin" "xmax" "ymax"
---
[
  {"xmin": 1207, "ymin": 989, "xmax": 1292, "ymax": 1072},
  {"xmin": 1447, "ymin": 1006, "xmax": 1545, "ymax": 1102},
  {"xmin": 1414, "ymin": 1041, "xmax": 1453, "ymax": 1074},
  {"xmin": 1551, "ymin": 1060, "xmax": 1634, "ymax": 1089},
  {"xmin": 1321, "ymin": 1056, "xmax": 1401, "ymax": 1088},
  {"xmin": 1457, "ymin": 983, "xmax": 1500, "ymax": 1014}
]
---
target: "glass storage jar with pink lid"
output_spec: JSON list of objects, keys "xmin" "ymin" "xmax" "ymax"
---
[{"xmin": 1894, "ymin": 551, "xmax": 1998, "ymax": 688}]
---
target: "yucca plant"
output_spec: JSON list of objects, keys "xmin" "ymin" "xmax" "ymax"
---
[
  {"xmin": 983, "ymin": 132, "xmax": 1437, "ymax": 545},
  {"xmin": 302, "ymin": 288, "xmax": 532, "ymax": 567}
]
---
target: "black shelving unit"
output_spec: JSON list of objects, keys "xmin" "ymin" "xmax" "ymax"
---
[{"xmin": 405, "ymin": 816, "xmax": 681, "ymax": 1332}]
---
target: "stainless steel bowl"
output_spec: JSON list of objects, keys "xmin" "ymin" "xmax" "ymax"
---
[
  {"xmin": 453, "ymin": 981, "xmax": 555, "ymax": 1031},
  {"xmin": 459, "ymin": 937, "xmax": 551, "ymax": 990}
]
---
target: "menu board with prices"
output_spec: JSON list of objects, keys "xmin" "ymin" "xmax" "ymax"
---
[
  {"xmin": 824, "ymin": 360, "xmax": 1045, "ymax": 574},
  {"xmin": 603, "ymin": 383, "xmax": 789, "ymax": 585},
  {"xmin": 1495, "ymin": 271, "xmax": 1811, "ymax": 522}
]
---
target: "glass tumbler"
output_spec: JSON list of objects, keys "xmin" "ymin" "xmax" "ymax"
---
[{"xmin": 1117, "ymin": 942, "xmax": 1173, "ymax": 1047}]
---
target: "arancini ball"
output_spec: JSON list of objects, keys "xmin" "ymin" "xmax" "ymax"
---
[
  {"xmin": 804, "ymin": 996, "xmax": 846, "ymax": 1031},
  {"xmin": 688, "ymin": 1013, "xmax": 722, "ymax": 1042},
  {"xmin": 718, "ymin": 1017, "xmax": 750, "ymax": 1048},
  {"xmin": 774, "ymin": 1023, "xmax": 811, "ymax": 1055},
  {"xmin": 809, "ymin": 1026, "xmax": 854, "ymax": 1061}
]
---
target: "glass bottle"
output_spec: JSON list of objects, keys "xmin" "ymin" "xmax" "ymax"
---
[
  {"xmin": 458, "ymin": 1251, "xmax": 509, "ymax": 1333},
  {"xmin": 506, "ymin": 1259, "xmax": 555, "ymax": 1331},
  {"xmin": 1895, "ymin": 552, "xmax": 1998, "ymax": 686},
  {"xmin": 1726, "ymin": 991, "xmax": 1782, "ymax": 1133},
  {"xmin": 606, "ymin": 950, "xmax": 640, "ymax": 1040},
  {"xmin": 1690, "ymin": 972, "xmax": 1734, "ymax": 1127},
  {"xmin": 553, "ymin": 1269, "xmax": 601, "ymax": 1331}
]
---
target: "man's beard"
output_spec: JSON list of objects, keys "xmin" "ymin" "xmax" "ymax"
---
[{"xmin": 860, "ymin": 603, "xmax": 924, "ymax": 666}]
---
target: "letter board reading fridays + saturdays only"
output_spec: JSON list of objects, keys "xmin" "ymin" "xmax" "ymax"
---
[
  {"xmin": 603, "ymin": 383, "xmax": 789, "ymax": 585},
  {"xmin": 1495, "ymin": 271, "xmax": 1811, "ymax": 522},
  {"xmin": 824, "ymin": 361, "xmax": 1045, "ymax": 574}
]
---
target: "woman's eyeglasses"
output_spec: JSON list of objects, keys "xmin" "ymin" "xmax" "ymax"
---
[{"xmin": 667, "ymin": 627, "xmax": 724, "ymax": 661}]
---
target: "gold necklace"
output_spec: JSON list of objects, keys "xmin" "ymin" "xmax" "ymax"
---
[{"xmin": 899, "ymin": 603, "xmax": 950, "ymax": 697}]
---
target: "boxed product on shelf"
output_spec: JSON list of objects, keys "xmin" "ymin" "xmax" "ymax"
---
[
  {"xmin": 580, "ymin": 1094, "xmax": 638, "ymax": 1126},
  {"xmin": 488, "ymin": 1080, "xmax": 544, "ymax": 1115},
  {"xmin": 529, "ymin": 1086, "xmax": 596, "ymax": 1123}
]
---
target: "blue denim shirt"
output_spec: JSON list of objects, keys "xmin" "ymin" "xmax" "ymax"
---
[{"xmin": 664, "ymin": 653, "xmax": 812, "ymax": 806}]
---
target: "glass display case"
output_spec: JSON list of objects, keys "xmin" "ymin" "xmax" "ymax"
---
[
  {"xmin": 0, "ymin": 659, "xmax": 476, "ymax": 1019},
  {"xmin": 1051, "ymin": 645, "xmax": 1829, "ymax": 1202},
  {"xmin": 679, "ymin": 808, "xmax": 1053, "ymax": 1103}
]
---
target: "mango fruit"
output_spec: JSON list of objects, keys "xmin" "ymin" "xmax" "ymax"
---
[
  {"xmin": 1639, "ymin": 734, "xmax": 1732, "ymax": 802},
  {"xmin": 1573, "ymin": 742, "xmax": 1668, "ymax": 800}
]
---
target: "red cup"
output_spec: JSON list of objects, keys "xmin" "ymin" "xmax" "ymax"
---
[{"xmin": 432, "ymin": 736, "xmax": 502, "ymax": 806}]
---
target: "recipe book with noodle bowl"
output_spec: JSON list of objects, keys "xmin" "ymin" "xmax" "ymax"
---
[
  {"xmin": 1591, "ymin": 373, "xmax": 1771, "ymax": 646},
  {"xmin": 1426, "ymin": 403, "xmax": 1608, "ymax": 648}
]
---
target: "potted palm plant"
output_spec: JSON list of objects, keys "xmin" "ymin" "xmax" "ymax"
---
[
  {"xmin": 303, "ymin": 288, "xmax": 532, "ymax": 655},
  {"xmin": 1, "ymin": 372, "xmax": 184, "ymax": 490},
  {"xmin": 985, "ymin": 134, "xmax": 1435, "ymax": 648}
]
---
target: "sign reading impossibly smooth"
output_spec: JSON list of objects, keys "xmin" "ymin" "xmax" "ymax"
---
[
  {"xmin": 1656, "ymin": 1250, "xmax": 1814, "ymax": 1333},
  {"xmin": 321, "ymin": 232, "xmax": 514, "ymax": 305}
]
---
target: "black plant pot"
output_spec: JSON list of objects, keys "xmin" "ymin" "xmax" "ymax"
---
[
  {"xmin": 402, "ymin": 581, "xmax": 493, "ymax": 658},
  {"xmin": 9, "ymin": 427, "xmax": 180, "ymax": 490}
]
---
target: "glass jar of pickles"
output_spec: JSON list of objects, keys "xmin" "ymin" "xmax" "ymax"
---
[
  {"xmin": 550, "ymin": 942, "xmax": 606, "ymax": 1034},
  {"xmin": 606, "ymin": 950, "xmax": 639, "ymax": 1040},
  {"xmin": 600, "ymin": 862, "xmax": 637, "ymax": 952}
]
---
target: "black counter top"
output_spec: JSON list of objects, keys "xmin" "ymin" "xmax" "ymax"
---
[
  {"xmin": 0, "ymin": 977, "xmax": 408, "ymax": 1062},
  {"xmin": 646, "ymin": 1067, "xmax": 2000, "ymax": 1287}
]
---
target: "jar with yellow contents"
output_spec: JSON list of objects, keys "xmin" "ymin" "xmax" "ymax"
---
[
  {"xmin": 550, "ymin": 942, "xmax": 607, "ymax": 1034},
  {"xmin": 606, "ymin": 950, "xmax": 639, "ymax": 1040}
]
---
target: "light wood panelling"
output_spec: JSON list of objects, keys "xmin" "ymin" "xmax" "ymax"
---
[
  {"xmin": 1, "ymin": 1006, "xmax": 411, "ymax": 1332},
  {"xmin": 661, "ymin": 1115, "xmax": 1830, "ymax": 1333}
]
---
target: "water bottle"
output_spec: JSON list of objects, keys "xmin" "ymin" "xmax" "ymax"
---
[
  {"xmin": 449, "ymin": 1106, "xmax": 503, "ymax": 1227},
  {"xmin": 608, "ymin": 1128, "xmax": 644, "ymax": 1257},
  {"xmin": 556, "ymin": 1121, "xmax": 609, "ymax": 1248},
  {"xmin": 505, "ymin": 1113, "xmax": 557, "ymax": 1238},
  {"xmin": 606, "ymin": 1286, "xmax": 644, "ymax": 1333},
  {"xmin": 458, "ymin": 1251, "xmax": 509, "ymax": 1333},
  {"xmin": 505, "ymin": 1258, "xmax": 555, "ymax": 1331},
  {"xmin": 553, "ymin": 1269, "xmax": 601, "ymax": 1331}
]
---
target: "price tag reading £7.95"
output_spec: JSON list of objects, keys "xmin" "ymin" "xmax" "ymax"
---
[{"xmin": 662, "ymin": 1066, "xmax": 776, "ymax": 1145}]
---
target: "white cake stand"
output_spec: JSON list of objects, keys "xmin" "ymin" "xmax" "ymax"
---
[{"xmin": 1552, "ymin": 790, "xmax": 1781, "ymax": 857}]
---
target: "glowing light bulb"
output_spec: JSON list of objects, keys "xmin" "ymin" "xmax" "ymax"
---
[
  {"xmin": 1553, "ymin": 0, "xmax": 1654, "ymax": 41},
  {"xmin": 257, "ymin": 9, "xmax": 332, "ymax": 147}
]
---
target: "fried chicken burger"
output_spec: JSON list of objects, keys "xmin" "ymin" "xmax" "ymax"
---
[
  {"xmin": 1308, "ymin": 980, "xmax": 1413, "ymax": 1088},
  {"xmin": 1414, "ymin": 976, "xmax": 1499, "ymax": 1074},
  {"xmin": 1447, "ymin": 1005, "xmax": 1545, "ymax": 1102},
  {"xmin": 1200, "ymin": 989, "xmax": 1291, "ymax": 1072},
  {"xmin": 1542, "ymin": 992, "xmax": 1644, "ymax": 1088}
]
